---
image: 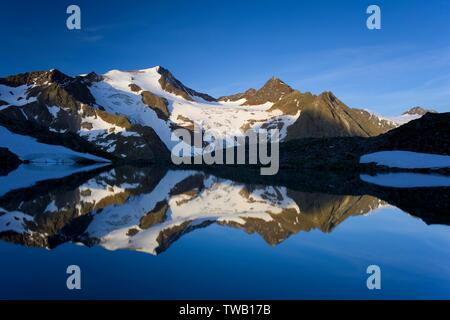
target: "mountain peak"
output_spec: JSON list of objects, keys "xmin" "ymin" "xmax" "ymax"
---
[
  {"xmin": 217, "ymin": 88, "xmax": 257, "ymax": 103},
  {"xmin": 155, "ymin": 66, "xmax": 216, "ymax": 102},
  {"xmin": 0, "ymin": 69, "xmax": 73, "ymax": 87},
  {"xmin": 242, "ymin": 76, "xmax": 293, "ymax": 105},
  {"xmin": 135, "ymin": 65, "xmax": 161, "ymax": 74},
  {"xmin": 80, "ymin": 71, "xmax": 103, "ymax": 83},
  {"xmin": 155, "ymin": 65, "xmax": 169, "ymax": 73},
  {"xmin": 319, "ymin": 91, "xmax": 341, "ymax": 103},
  {"xmin": 260, "ymin": 76, "xmax": 293, "ymax": 95},
  {"xmin": 402, "ymin": 106, "xmax": 437, "ymax": 116},
  {"xmin": 263, "ymin": 76, "xmax": 289, "ymax": 87}
]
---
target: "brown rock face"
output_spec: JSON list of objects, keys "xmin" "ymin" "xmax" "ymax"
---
[
  {"xmin": 222, "ymin": 193, "xmax": 383, "ymax": 245},
  {"xmin": 141, "ymin": 91, "xmax": 170, "ymax": 120},
  {"xmin": 169, "ymin": 174, "xmax": 205, "ymax": 196},
  {"xmin": 218, "ymin": 88, "xmax": 257, "ymax": 103},
  {"xmin": 128, "ymin": 83, "xmax": 142, "ymax": 93},
  {"xmin": 139, "ymin": 200, "xmax": 169, "ymax": 229},
  {"xmin": 403, "ymin": 106, "xmax": 437, "ymax": 116},
  {"xmin": 269, "ymin": 90, "xmax": 307, "ymax": 115},
  {"xmin": 0, "ymin": 69, "xmax": 71, "ymax": 87},
  {"xmin": 157, "ymin": 66, "xmax": 216, "ymax": 102},
  {"xmin": 218, "ymin": 77, "xmax": 294, "ymax": 105},
  {"xmin": 268, "ymin": 90, "xmax": 395, "ymax": 140},
  {"xmin": 244, "ymin": 77, "xmax": 294, "ymax": 105}
]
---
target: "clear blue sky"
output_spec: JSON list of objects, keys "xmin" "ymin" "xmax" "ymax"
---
[{"xmin": 1, "ymin": 0, "xmax": 449, "ymax": 115}]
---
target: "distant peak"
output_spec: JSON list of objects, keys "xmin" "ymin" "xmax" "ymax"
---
[
  {"xmin": 154, "ymin": 66, "xmax": 183, "ymax": 85},
  {"xmin": 260, "ymin": 76, "xmax": 292, "ymax": 91},
  {"xmin": 155, "ymin": 66, "xmax": 174, "ymax": 77},
  {"xmin": 154, "ymin": 65, "xmax": 216, "ymax": 102},
  {"xmin": 39, "ymin": 68, "xmax": 72, "ymax": 84},
  {"xmin": 47, "ymin": 68, "xmax": 65, "ymax": 76},
  {"xmin": 81, "ymin": 71, "xmax": 103, "ymax": 83},
  {"xmin": 235, "ymin": 76, "xmax": 293, "ymax": 106},
  {"xmin": 403, "ymin": 106, "xmax": 437, "ymax": 116},
  {"xmin": 264, "ymin": 76, "xmax": 286, "ymax": 85}
]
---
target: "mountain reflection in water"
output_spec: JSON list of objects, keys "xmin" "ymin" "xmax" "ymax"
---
[{"xmin": 0, "ymin": 165, "xmax": 448, "ymax": 255}]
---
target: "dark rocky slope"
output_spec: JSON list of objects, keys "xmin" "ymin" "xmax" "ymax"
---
[
  {"xmin": 157, "ymin": 66, "xmax": 216, "ymax": 102},
  {"xmin": 0, "ymin": 148, "xmax": 22, "ymax": 175},
  {"xmin": 279, "ymin": 112, "xmax": 450, "ymax": 170}
]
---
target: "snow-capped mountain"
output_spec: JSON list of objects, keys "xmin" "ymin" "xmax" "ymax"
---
[
  {"xmin": 0, "ymin": 66, "xmax": 410, "ymax": 163},
  {"xmin": 90, "ymin": 67, "xmax": 300, "ymax": 147},
  {"xmin": 0, "ymin": 69, "xmax": 169, "ymax": 163},
  {"xmin": 385, "ymin": 106, "xmax": 438, "ymax": 125}
]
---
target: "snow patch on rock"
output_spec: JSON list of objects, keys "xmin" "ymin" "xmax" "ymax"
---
[
  {"xmin": 0, "ymin": 84, "xmax": 38, "ymax": 110},
  {"xmin": 0, "ymin": 125, "xmax": 109, "ymax": 163}
]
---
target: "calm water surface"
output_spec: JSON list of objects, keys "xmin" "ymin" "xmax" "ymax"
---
[{"xmin": 0, "ymin": 165, "xmax": 449, "ymax": 299}]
